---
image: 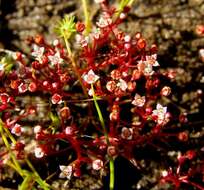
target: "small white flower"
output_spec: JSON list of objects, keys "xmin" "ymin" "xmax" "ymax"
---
[
  {"xmin": 132, "ymin": 94, "xmax": 146, "ymax": 107},
  {"xmin": 121, "ymin": 127, "xmax": 133, "ymax": 140},
  {"xmin": 160, "ymin": 86, "xmax": 171, "ymax": 96},
  {"xmin": 143, "ymin": 62, "xmax": 154, "ymax": 76},
  {"xmin": 199, "ymin": 49, "xmax": 204, "ymax": 62},
  {"xmin": 34, "ymin": 147, "xmax": 44, "ymax": 158},
  {"xmin": 200, "ymin": 76, "xmax": 204, "ymax": 83},
  {"xmin": 95, "ymin": 0, "xmax": 105, "ymax": 3},
  {"xmin": 51, "ymin": 93, "xmax": 62, "ymax": 104},
  {"xmin": 48, "ymin": 52, "xmax": 63, "ymax": 65},
  {"xmin": 59, "ymin": 165, "xmax": 73, "ymax": 179},
  {"xmin": 106, "ymin": 80, "xmax": 116, "ymax": 92},
  {"xmin": 11, "ymin": 123, "xmax": 22, "ymax": 136},
  {"xmin": 82, "ymin": 70, "xmax": 100, "ymax": 84},
  {"xmin": 18, "ymin": 83, "xmax": 27, "ymax": 93},
  {"xmin": 0, "ymin": 63, "xmax": 5, "ymax": 71},
  {"xmin": 124, "ymin": 35, "xmax": 131, "ymax": 42},
  {"xmin": 116, "ymin": 79, "xmax": 128, "ymax": 91},
  {"xmin": 88, "ymin": 88, "xmax": 94, "ymax": 96},
  {"xmin": 146, "ymin": 54, "xmax": 159, "ymax": 67},
  {"xmin": 34, "ymin": 125, "xmax": 42, "ymax": 134},
  {"xmin": 92, "ymin": 159, "xmax": 103, "ymax": 170},
  {"xmin": 119, "ymin": 13, "xmax": 126, "ymax": 19},
  {"xmin": 53, "ymin": 39, "xmax": 59, "ymax": 46},
  {"xmin": 199, "ymin": 49, "xmax": 204, "ymax": 57},
  {"xmin": 161, "ymin": 170, "xmax": 168, "ymax": 177},
  {"xmin": 65, "ymin": 126, "xmax": 74, "ymax": 135},
  {"xmin": 81, "ymin": 36, "xmax": 90, "ymax": 47},
  {"xmin": 152, "ymin": 104, "xmax": 168, "ymax": 125},
  {"xmin": 31, "ymin": 44, "xmax": 45, "ymax": 63},
  {"xmin": 96, "ymin": 17, "xmax": 112, "ymax": 28}
]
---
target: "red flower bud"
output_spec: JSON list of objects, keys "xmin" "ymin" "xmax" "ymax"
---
[{"xmin": 76, "ymin": 22, "xmax": 85, "ymax": 33}]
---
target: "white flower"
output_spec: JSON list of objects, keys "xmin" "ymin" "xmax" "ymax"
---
[
  {"xmin": 137, "ymin": 54, "xmax": 159, "ymax": 76},
  {"xmin": 33, "ymin": 125, "xmax": 42, "ymax": 134},
  {"xmin": 34, "ymin": 147, "xmax": 44, "ymax": 158},
  {"xmin": 82, "ymin": 70, "xmax": 99, "ymax": 84},
  {"xmin": 53, "ymin": 39, "xmax": 59, "ymax": 46},
  {"xmin": 124, "ymin": 35, "xmax": 131, "ymax": 42},
  {"xmin": 11, "ymin": 123, "xmax": 22, "ymax": 136},
  {"xmin": 146, "ymin": 54, "xmax": 159, "ymax": 67},
  {"xmin": 59, "ymin": 165, "xmax": 73, "ymax": 179},
  {"xmin": 18, "ymin": 83, "xmax": 27, "ymax": 94},
  {"xmin": 143, "ymin": 62, "xmax": 154, "ymax": 76},
  {"xmin": 31, "ymin": 44, "xmax": 45, "ymax": 63},
  {"xmin": 48, "ymin": 52, "xmax": 63, "ymax": 65},
  {"xmin": 65, "ymin": 126, "xmax": 74, "ymax": 135},
  {"xmin": 51, "ymin": 93, "xmax": 62, "ymax": 104},
  {"xmin": 95, "ymin": 0, "xmax": 105, "ymax": 3},
  {"xmin": 119, "ymin": 13, "xmax": 126, "ymax": 19},
  {"xmin": 96, "ymin": 17, "xmax": 112, "ymax": 28},
  {"xmin": 199, "ymin": 49, "xmax": 204, "ymax": 57},
  {"xmin": 152, "ymin": 104, "xmax": 168, "ymax": 125},
  {"xmin": 116, "ymin": 79, "xmax": 128, "ymax": 91},
  {"xmin": 200, "ymin": 76, "xmax": 204, "ymax": 83},
  {"xmin": 132, "ymin": 94, "xmax": 146, "ymax": 107},
  {"xmin": 106, "ymin": 80, "xmax": 116, "ymax": 92},
  {"xmin": 92, "ymin": 159, "xmax": 103, "ymax": 170},
  {"xmin": 88, "ymin": 88, "xmax": 94, "ymax": 96},
  {"xmin": 0, "ymin": 63, "xmax": 4, "ymax": 71},
  {"xmin": 160, "ymin": 86, "xmax": 171, "ymax": 96},
  {"xmin": 121, "ymin": 127, "xmax": 133, "ymax": 140},
  {"xmin": 199, "ymin": 49, "xmax": 204, "ymax": 62},
  {"xmin": 161, "ymin": 170, "xmax": 168, "ymax": 177}
]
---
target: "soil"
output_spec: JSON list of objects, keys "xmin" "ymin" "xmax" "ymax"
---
[{"xmin": 0, "ymin": 0, "xmax": 204, "ymax": 189}]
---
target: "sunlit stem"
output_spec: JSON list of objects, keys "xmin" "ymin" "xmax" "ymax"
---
[
  {"xmin": 115, "ymin": 0, "xmax": 135, "ymax": 18},
  {"xmin": 91, "ymin": 84, "xmax": 115, "ymax": 190},
  {"xmin": 0, "ymin": 122, "xmax": 24, "ymax": 176},
  {"xmin": 63, "ymin": 35, "xmax": 88, "ymax": 97},
  {"xmin": 0, "ymin": 120, "xmax": 49, "ymax": 190},
  {"xmin": 82, "ymin": 0, "xmax": 91, "ymax": 35}
]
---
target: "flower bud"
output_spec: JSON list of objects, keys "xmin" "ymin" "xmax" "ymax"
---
[
  {"xmin": 137, "ymin": 38, "xmax": 146, "ymax": 49},
  {"xmin": 92, "ymin": 159, "xmax": 103, "ymax": 170},
  {"xmin": 76, "ymin": 22, "xmax": 85, "ymax": 33},
  {"xmin": 160, "ymin": 86, "xmax": 171, "ymax": 96},
  {"xmin": 107, "ymin": 145, "xmax": 118, "ymax": 157},
  {"xmin": 51, "ymin": 93, "xmax": 62, "ymax": 104},
  {"xmin": 178, "ymin": 131, "xmax": 189, "ymax": 142},
  {"xmin": 60, "ymin": 107, "xmax": 71, "ymax": 119},
  {"xmin": 28, "ymin": 82, "xmax": 37, "ymax": 92}
]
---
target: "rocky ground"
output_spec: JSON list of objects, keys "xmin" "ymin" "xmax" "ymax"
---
[{"xmin": 0, "ymin": 0, "xmax": 204, "ymax": 189}]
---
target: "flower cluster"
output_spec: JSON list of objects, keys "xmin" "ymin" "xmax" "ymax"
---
[{"xmin": 0, "ymin": 1, "xmax": 203, "ymax": 190}]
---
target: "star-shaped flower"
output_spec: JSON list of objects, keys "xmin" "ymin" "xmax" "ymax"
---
[
  {"xmin": 121, "ymin": 127, "xmax": 133, "ymax": 140},
  {"xmin": 11, "ymin": 123, "xmax": 23, "ymax": 136},
  {"xmin": 92, "ymin": 159, "xmax": 103, "ymax": 170},
  {"xmin": 146, "ymin": 54, "xmax": 159, "ymax": 67},
  {"xmin": 116, "ymin": 79, "xmax": 128, "ymax": 91},
  {"xmin": 34, "ymin": 147, "xmax": 44, "ymax": 158},
  {"xmin": 82, "ymin": 70, "xmax": 100, "ymax": 84},
  {"xmin": 48, "ymin": 52, "xmax": 63, "ymax": 65},
  {"xmin": 31, "ymin": 44, "xmax": 45, "ymax": 63},
  {"xmin": 59, "ymin": 165, "xmax": 73, "ymax": 179},
  {"xmin": 152, "ymin": 104, "xmax": 168, "ymax": 125},
  {"xmin": 132, "ymin": 94, "xmax": 146, "ymax": 107}
]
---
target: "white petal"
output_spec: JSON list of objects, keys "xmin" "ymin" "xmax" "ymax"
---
[
  {"xmin": 59, "ymin": 165, "xmax": 67, "ymax": 171},
  {"xmin": 59, "ymin": 172, "xmax": 66, "ymax": 178},
  {"xmin": 153, "ymin": 61, "xmax": 159, "ymax": 66}
]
